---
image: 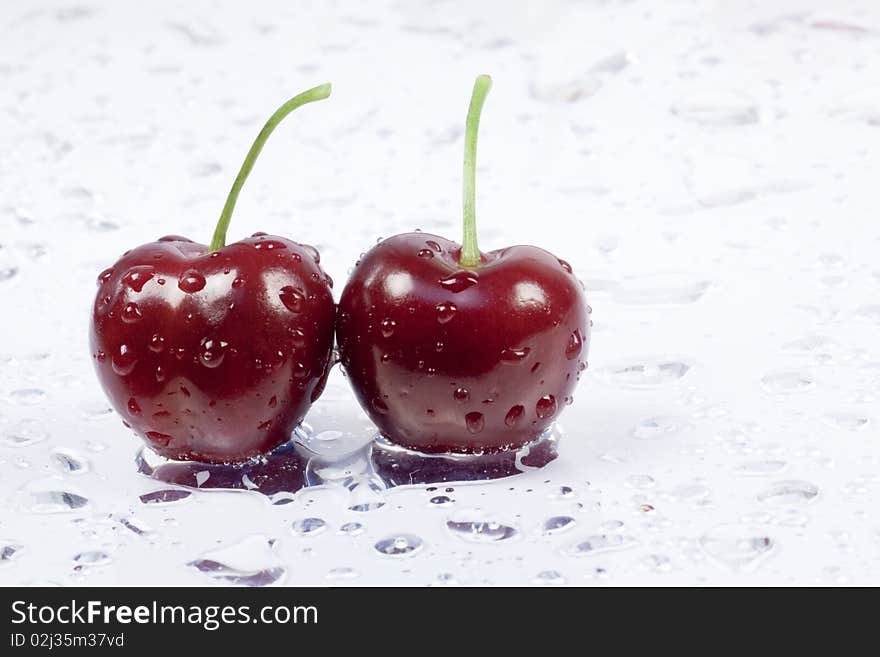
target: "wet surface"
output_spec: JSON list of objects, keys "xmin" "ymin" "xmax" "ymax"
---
[{"xmin": 2, "ymin": 0, "xmax": 880, "ymax": 585}]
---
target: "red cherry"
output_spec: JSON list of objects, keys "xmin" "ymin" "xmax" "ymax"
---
[
  {"xmin": 336, "ymin": 76, "xmax": 590, "ymax": 454},
  {"xmin": 90, "ymin": 85, "xmax": 335, "ymax": 463}
]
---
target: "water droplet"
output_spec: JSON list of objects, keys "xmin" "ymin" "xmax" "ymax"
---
[
  {"xmin": 122, "ymin": 265, "xmax": 154, "ymax": 292},
  {"xmin": 757, "ymin": 480, "xmax": 819, "ymax": 506},
  {"xmin": 429, "ymin": 495, "xmax": 454, "ymax": 507},
  {"xmin": 465, "ymin": 412, "xmax": 485, "ymax": 434},
  {"xmin": 0, "ymin": 542, "xmax": 24, "ymax": 563},
  {"xmin": 111, "ymin": 345, "xmax": 138, "ymax": 376},
  {"xmin": 501, "ymin": 347, "xmax": 530, "ymax": 362},
  {"xmin": 822, "ymin": 413, "xmax": 870, "ymax": 430},
  {"xmin": 625, "ymin": 474, "xmax": 656, "ymax": 489},
  {"xmin": 418, "ymin": 249, "xmax": 434, "ymax": 259},
  {"xmin": 439, "ymin": 270, "xmax": 479, "ymax": 293},
  {"xmin": 188, "ymin": 536, "xmax": 286, "ymax": 586},
  {"xmin": 598, "ymin": 359, "xmax": 691, "ymax": 388},
  {"xmin": 253, "ymin": 239, "xmax": 287, "ymax": 251},
  {"xmin": 760, "ymin": 370, "xmax": 814, "ymax": 394},
  {"xmin": 436, "ymin": 302, "xmax": 457, "ymax": 324},
  {"xmin": 199, "ymin": 338, "xmax": 228, "ymax": 368},
  {"xmin": 49, "ymin": 449, "xmax": 90, "ymax": 475},
  {"xmin": 612, "ymin": 273, "xmax": 711, "ymax": 305},
  {"xmin": 565, "ymin": 330, "xmax": 583, "ymax": 360},
  {"xmin": 558, "ymin": 259, "xmax": 573, "ymax": 274},
  {"xmin": 446, "ymin": 515, "xmax": 517, "ymax": 543},
  {"xmin": 338, "ymin": 522, "xmax": 364, "ymax": 536},
  {"xmin": 453, "ymin": 387, "xmax": 470, "ymax": 402},
  {"xmin": 22, "ymin": 484, "xmax": 90, "ymax": 514},
  {"xmin": 1, "ymin": 420, "xmax": 48, "ymax": 447},
  {"xmin": 178, "ymin": 269, "xmax": 206, "ymax": 293},
  {"xmin": 232, "ymin": 277, "xmax": 245, "ymax": 288},
  {"xmin": 145, "ymin": 431, "xmax": 173, "ymax": 447},
  {"xmin": 533, "ymin": 570, "xmax": 566, "ymax": 585},
  {"xmin": 641, "ymin": 554, "xmax": 673, "ymax": 573},
  {"xmin": 632, "ymin": 416, "xmax": 689, "ymax": 440},
  {"xmin": 700, "ymin": 524, "xmax": 775, "ymax": 571},
  {"xmin": 279, "ymin": 286, "xmax": 306, "ymax": 312},
  {"xmin": 291, "ymin": 517, "xmax": 327, "ymax": 536},
  {"xmin": 671, "ymin": 90, "xmax": 760, "ymax": 126},
  {"xmin": 327, "ymin": 567, "xmax": 360, "ymax": 580},
  {"xmin": 536, "ymin": 395, "xmax": 557, "ymax": 419},
  {"xmin": 505, "ymin": 405, "xmax": 525, "ymax": 426},
  {"xmin": 542, "ymin": 516, "xmax": 576, "ymax": 535},
  {"xmin": 550, "ymin": 485, "xmax": 576, "ymax": 500},
  {"xmin": 73, "ymin": 550, "xmax": 112, "ymax": 568},
  {"xmin": 139, "ymin": 489, "xmax": 192, "ymax": 505},
  {"xmin": 9, "ymin": 388, "xmax": 46, "ymax": 405},
  {"xmin": 380, "ymin": 318, "xmax": 396, "ymax": 337},
  {"xmin": 374, "ymin": 534, "xmax": 424, "ymax": 557},
  {"xmin": 735, "ymin": 460, "xmax": 788, "ymax": 476},
  {"xmin": 566, "ymin": 534, "xmax": 638, "ymax": 556}
]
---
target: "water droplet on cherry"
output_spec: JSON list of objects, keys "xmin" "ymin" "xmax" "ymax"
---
[
  {"xmin": 178, "ymin": 270, "xmax": 206, "ymax": 293},
  {"xmin": 279, "ymin": 286, "xmax": 305, "ymax": 312},
  {"xmin": 465, "ymin": 411, "xmax": 485, "ymax": 434},
  {"xmin": 536, "ymin": 395, "xmax": 557, "ymax": 419}
]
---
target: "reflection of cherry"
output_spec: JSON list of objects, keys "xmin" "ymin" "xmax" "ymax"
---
[
  {"xmin": 337, "ymin": 76, "xmax": 591, "ymax": 454},
  {"xmin": 90, "ymin": 85, "xmax": 336, "ymax": 463}
]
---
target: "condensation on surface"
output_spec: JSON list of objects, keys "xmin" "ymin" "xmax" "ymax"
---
[{"xmin": 1, "ymin": 0, "xmax": 879, "ymax": 586}]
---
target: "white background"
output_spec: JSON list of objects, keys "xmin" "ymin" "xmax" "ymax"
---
[{"xmin": 1, "ymin": 0, "xmax": 879, "ymax": 585}]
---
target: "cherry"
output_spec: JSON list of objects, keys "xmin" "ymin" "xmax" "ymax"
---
[
  {"xmin": 337, "ymin": 76, "xmax": 591, "ymax": 454},
  {"xmin": 90, "ymin": 85, "xmax": 336, "ymax": 464}
]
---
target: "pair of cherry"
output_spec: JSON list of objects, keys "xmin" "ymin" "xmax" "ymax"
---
[{"xmin": 90, "ymin": 77, "xmax": 591, "ymax": 464}]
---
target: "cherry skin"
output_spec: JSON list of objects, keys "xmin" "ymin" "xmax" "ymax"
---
[
  {"xmin": 88, "ymin": 84, "xmax": 336, "ymax": 463},
  {"xmin": 336, "ymin": 233, "xmax": 590, "ymax": 454},
  {"xmin": 90, "ymin": 233, "xmax": 335, "ymax": 463}
]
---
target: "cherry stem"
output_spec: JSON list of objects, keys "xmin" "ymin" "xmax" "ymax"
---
[
  {"xmin": 209, "ymin": 83, "xmax": 332, "ymax": 252},
  {"xmin": 459, "ymin": 74, "xmax": 492, "ymax": 269}
]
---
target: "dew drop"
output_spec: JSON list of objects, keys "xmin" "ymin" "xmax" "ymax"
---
[
  {"xmin": 760, "ymin": 370, "xmax": 814, "ymax": 394},
  {"xmin": 735, "ymin": 460, "xmax": 788, "ymax": 476},
  {"xmin": 139, "ymin": 489, "xmax": 192, "ymax": 505},
  {"xmin": 145, "ymin": 431, "xmax": 173, "ymax": 447},
  {"xmin": 757, "ymin": 480, "xmax": 819, "ymax": 506},
  {"xmin": 565, "ymin": 329, "xmax": 583, "ymax": 360},
  {"xmin": 111, "ymin": 345, "xmax": 138, "ymax": 376},
  {"xmin": 97, "ymin": 267, "xmax": 114, "ymax": 285},
  {"xmin": 122, "ymin": 265, "xmax": 154, "ymax": 292},
  {"xmin": 565, "ymin": 534, "xmax": 638, "ymax": 556},
  {"xmin": 465, "ymin": 411, "xmax": 485, "ymax": 434},
  {"xmin": 453, "ymin": 387, "xmax": 470, "ymax": 402},
  {"xmin": 598, "ymin": 359, "xmax": 691, "ymax": 388},
  {"xmin": 446, "ymin": 517, "xmax": 517, "ymax": 543},
  {"xmin": 632, "ymin": 416, "xmax": 689, "ymax": 440},
  {"xmin": 439, "ymin": 270, "xmax": 479, "ymax": 293},
  {"xmin": 699, "ymin": 524, "xmax": 775, "ymax": 572},
  {"xmin": 436, "ymin": 302, "xmax": 457, "ymax": 324},
  {"xmin": 339, "ymin": 522, "xmax": 364, "ymax": 536},
  {"xmin": 127, "ymin": 398, "xmax": 141, "ymax": 415},
  {"xmin": 542, "ymin": 516, "xmax": 576, "ymax": 535},
  {"xmin": 504, "ymin": 405, "xmax": 525, "ymax": 427},
  {"xmin": 534, "ymin": 570, "xmax": 566, "ymax": 585},
  {"xmin": 291, "ymin": 517, "xmax": 327, "ymax": 537},
  {"xmin": 148, "ymin": 334, "xmax": 165, "ymax": 353},
  {"xmin": 121, "ymin": 302, "xmax": 142, "ymax": 323},
  {"xmin": 501, "ymin": 347, "xmax": 530, "ymax": 362},
  {"xmin": 279, "ymin": 286, "xmax": 306, "ymax": 313},
  {"xmin": 418, "ymin": 249, "xmax": 434, "ymax": 259},
  {"xmin": 73, "ymin": 550, "xmax": 112, "ymax": 567},
  {"xmin": 9, "ymin": 388, "xmax": 46, "ymax": 406},
  {"xmin": 188, "ymin": 536, "xmax": 286, "ymax": 586},
  {"xmin": 199, "ymin": 338, "xmax": 228, "ymax": 368},
  {"xmin": 253, "ymin": 239, "xmax": 287, "ymax": 251},
  {"xmin": 536, "ymin": 395, "xmax": 557, "ymax": 419},
  {"xmin": 1, "ymin": 421, "xmax": 48, "ymax": 448},
  {"xmin": 380, "ymin": 318, "xmax": 396, "ymax": 338},
  {"xmin": 178, "ymin": 269, "xmax": 206, "ymax": 293},
  {"xmin": 374, "ymin": 534, "xmax": 424, "ymax": 557}
]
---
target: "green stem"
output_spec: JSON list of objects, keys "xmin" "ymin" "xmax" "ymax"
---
[
  {"xmin": 209, "ymin": 83, "xmax": 332, "ymax": 252},
  {"xmin": 460, "ymin": 74, "xmax": 492, "ymax": 269}
]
